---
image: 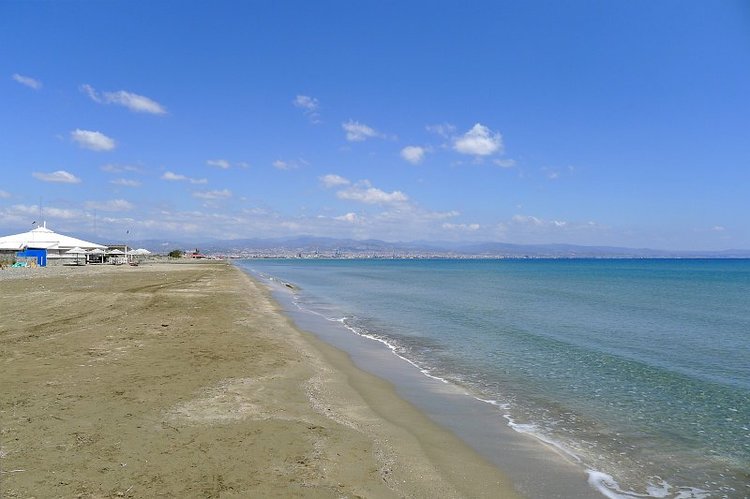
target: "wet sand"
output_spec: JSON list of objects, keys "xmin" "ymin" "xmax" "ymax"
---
[{"xmin": 0, "ymin": 262, "xmax": 518, "ymax": 498}]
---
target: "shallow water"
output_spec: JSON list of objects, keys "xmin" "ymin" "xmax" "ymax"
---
[{"xmin": 237, "ymin": 259, "xmax": 750, "ymax": 498}]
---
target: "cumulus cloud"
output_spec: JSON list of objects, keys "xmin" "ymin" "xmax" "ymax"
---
[
  {"xmin": 71, "ymin": 129, "xmax": 116, "ymax": 151},
  {"xmin": 453, "ymin": 123, "xmax": 503, "ymax": 156},
  {"xmin": 337, "ymin": 180, "xmax": 409, "ymax": 205},
  {"xmin": 32, "ymin": 170, "xmax": 81, "ymax": 184},
  {"xmin": 320, "ymin": 174, "xmax": 351, "ymax": 188},
  {"xmin": 401, "ymin": 146, "xmax": 426, "ymax": 164},
  {"xmin": 272, "ymin": 160, "xmax": 290, "ymax": 170},
  {"xmin": 80, "ymin": 84, "xmax": 167, "ymax": 114},
  {"xmin": 0, "ymin": 190, "xmax": 11, "ymax": 199},
  {"xmin": 161, "ymin": 171, "xmax": 207, "ymax": 184},
  {"xmin": 193, "ymin": 189, "xmax": 232, "ymax": 200},
  {"xmin": 110, "ymin": 178, "xmax": 141, "ymax": 187},
  {"xmin": 207, "ymin": 159, "xmax": 231, "ymax": 169},
  {"xmin": 12, "ymin": 73, "xmax": 42, "ymax": 90},
  {"xmin": 85, "ymin": 199, "xmax": 134, "ymax": 212},
  {"xmin": 342, "ymin": 120, "xmax": 383, "ymax": 142}
]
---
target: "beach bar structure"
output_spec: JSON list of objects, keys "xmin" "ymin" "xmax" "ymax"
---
[{"xmin": 0, "ymin": 222, "xmax": 107, "ymax": 266}]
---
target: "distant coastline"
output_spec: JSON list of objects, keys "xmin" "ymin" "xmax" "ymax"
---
[
  {"xmin": 3, "ymin": 225, "xmax": 748, "ymax": 260},
  {"xmin": 70, "ymin": 234, "xmax": 750, "ymax": 260}
]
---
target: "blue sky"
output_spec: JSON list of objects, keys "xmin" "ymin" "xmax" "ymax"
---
[{"xmin": 2, "ymin": 1, "xmax": 748, "ymax": 249}]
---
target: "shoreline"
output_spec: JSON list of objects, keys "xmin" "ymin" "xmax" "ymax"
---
[
  {"xmin": 1, "ymin": 261, "xmax": 519, "ymax": 497},
  {"xmin": 243, "ymin": 263, "xmax": 605, "ymax": 499}
]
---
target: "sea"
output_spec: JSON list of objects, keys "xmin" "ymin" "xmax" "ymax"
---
[{"xmin": 236, "ymin": 258, "xmax": 750, "ymax": 498}]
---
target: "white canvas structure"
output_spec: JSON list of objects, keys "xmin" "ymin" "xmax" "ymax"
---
[{"xmin": 0, "ymin": 222, "xmax": 106, "ymax": 261}]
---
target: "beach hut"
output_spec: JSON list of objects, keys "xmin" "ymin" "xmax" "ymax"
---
[{"xmin": 0, "ymin": 222, "xmax": 106, "ymax": 266}]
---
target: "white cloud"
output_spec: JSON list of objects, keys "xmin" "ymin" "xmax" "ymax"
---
[
  {"xmin": 105, "ymin": 90, "xmax": 167, "ymax": 114},
  {"xmin": 161, "ymin": 171, "xmax": 207, "ymax": 184},
  {"xmin": 0, "ymin": 190, "xmax": 10, "ymax": 199},
  {"xmin": 80, "ymin": 83, "xmax": 99, "ymax": 102},
  {"xmin": 711, "ymin": 225, "xmax": 726, "ymax": 232},
  {"xmin": 101, "ymin": 164, "xmax": 140, "ymax": 173},
  {"xmin": 442, "ymin": 223, "xmax": 480, "ymax": 231},
  {"xmin": 453, "ymin": 123, "xmax": 503, "ymax": 156},
  {"xmin": 337, "ymin": 180, "xmax": 408, "ymax": 205},
  {"xmin": 71, "ymin": 129, "xmax": 116, "ymax": 151},
  {"xmin": 425, "ymin": 123, "xmax": 456, "ymax": 138},
  {"xmin": 293, "ymin": 95, "xmax": 321, "ymax": 123},
  {"xmin": 334, "ymin": 212, "xmax": 360, "ymax": 223},
  {"xmin": 6, "ymin": 204, "xmax": 79, "ymax": 220},
  {"xmin": 401, "ymin": 146, "xmax": 426, "ymax": 164},
  {"xmin": 320, "ymin": 174, "xmax": 351, "ymax": 188},
  {"xmin": 32, "ymin": 170, "xmax": 82, "ymax": 184},
  {"xmin": 494, "ymin": 158, "xmax": 516, "ymax": 168},
  {"xmin": 12, "ymin": 73, "xmax": 42, "ymax": 90},
  {"xmin": 293, "ymin": 95, "xmax": 319, "ymax": 111},
  {"xmin": 110, "ymin": 178, "xmax": 141, "ymax": 187},
  {"xmin": 80, "ymin": 84, "xmax": 167, "ymax": 114},
  {"xmin": 193, "ymin": 189, "xmax": 232, "ymax": 200},
  {"xmin": 207, "ymin": 159, "xmax": 231, "ymax": 169},
  {"xmin": 85, "ymin": 199, "xmax": 134, "ymax": 212},
  {"xmin": 512, "ymin": 214, "xmax": 544, "ymax": 226},
  {"xmin": 272, "ymin": 158, "xmax": 308, "ymax": 170},
  {"xmin": 342, "ymin": 120, "xmax": 383, "ymax": 142},
  {"xmin": 162, "ymin": 171, "xmax": 187, "ymax": 181},
  {"xmin": 510, "ymin": 214, "xmax": 600, "ymax": 231}
]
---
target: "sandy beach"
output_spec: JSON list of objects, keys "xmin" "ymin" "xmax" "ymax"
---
[{"xmin": 0, "ymin": 261, "xmax": 518, "ymax": 498}]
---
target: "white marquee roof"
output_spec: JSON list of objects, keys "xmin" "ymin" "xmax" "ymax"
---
[{"xmin": 0, "ymin": 223, "xmax": 106, "ymax": 251}]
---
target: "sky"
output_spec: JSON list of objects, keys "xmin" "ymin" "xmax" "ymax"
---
[{"xmin": 1, "ymin": 1, "xmax": 749, "ymax": 250}]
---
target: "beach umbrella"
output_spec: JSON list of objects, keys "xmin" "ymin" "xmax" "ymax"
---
[
  {"xmin": 87, "ymin": 247, "xmax": 105, "ymax": 263},
  {"xmin": 66, "ymin": 246, "xmax": 86, "ymax": 265},
  {"xmin": 107, "ymin": 249, "xmax": 125, "ymax": 255}
]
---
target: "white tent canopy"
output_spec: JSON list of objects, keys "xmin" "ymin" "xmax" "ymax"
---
[{"xmin": 0, "ymin": 223, "xmax": 106, "ymax": 252}]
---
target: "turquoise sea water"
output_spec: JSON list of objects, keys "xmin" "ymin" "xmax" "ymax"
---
[{"xmin": 237, "ymin": 259, "xmax": 750, "ymax": 498}]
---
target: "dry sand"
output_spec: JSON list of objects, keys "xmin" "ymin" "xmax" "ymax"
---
[{"xmin": 0, "ymin": 262, "xmax": 518, "ymax": 498}]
